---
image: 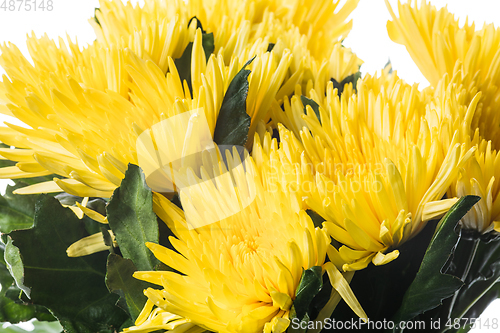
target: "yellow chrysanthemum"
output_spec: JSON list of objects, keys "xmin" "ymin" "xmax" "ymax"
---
[
  {"xmin": 427, "ymin": 74, "xmax": 500, "ymax": 234},
  {"xmin": 0, "ymin": 36, "xmax": 131, "ymax": 197},
  {"xmin": 91, "ymin": 0, "xmax": 363, "ymax": 137},
  {"xmin": 253, "ymin": 72, "xmax": 475, "ymax": 271},
  {"xmin": 0, "ymin": 19, "xmax": 293, "ymax": 197},
  {"xmin": 91, "ymin": 0, "xmax": 360, "ymax": 63},
  {"xmin": 0, "ymin": 0, "xmax": 362, "ymax": 199},
  {"xmin": 386, "ymin": 0, "xmax": 500, "ymax": 235},
  {"xmin": 386, "ymin": 0, "xmax": 500, "ymax": 148},
  {"xmin": 127, "ymin": 147, "xmax": 366, "ymax": 332},
  {"xmin": 451, "ymin": 140, "xmax": 500, "ymax": 234}
]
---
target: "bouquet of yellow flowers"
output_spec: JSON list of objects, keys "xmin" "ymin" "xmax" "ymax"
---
[{"xmin": 0, "ymin": 0, "xmax": 499, "ymax": 332}]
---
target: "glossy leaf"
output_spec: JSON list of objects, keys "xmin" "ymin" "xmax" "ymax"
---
[
  {"xmin": 94, "ymin": 8, "xmax": 101, "ymax": 27},
  {"xmin": 4, "ymin": 238, "xmax": 30, "ymax": 297},
  {"xmin": 291, "ymin": 266, "xmax": 323, "ymax": 321},
  {"xmin": 306, "ymin": 210, "xmax": 326, "ymax": 229},
  {"xmin": 0, "ymin": 182, "xmax": 37, "ymax": 233},
  {"xmin": 106, "ymin": 254, "xmax": 157, "ymax": 320},
  {"xmin": 8, "ymin": 195, "xmax": 128, "ymax": 332},
  {"xmin": 213, "ymin": 58, "xmax": 254, "ymax": 146},
  {"xmin": 107, "ymin": 164, "xmax": 159, "ymax": 272},
  {"xmin": 174, "ymin": 18, "xmax": 214, "ymax": 94},
  {"xmin": 0, "ymin": 242, "xmax": 54, "ymax": 324},
  {"xmin": 392, "ymin": 196, "xmax": 481, "ymax": 329},
  {"xmin": 451, "ymin": 239, "xmax": 500, "ymax": 320}
]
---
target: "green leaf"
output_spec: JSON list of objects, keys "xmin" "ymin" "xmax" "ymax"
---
[
  {"xmin": 213, "ymin": 58, "xmax": 254, "ymax": 146},
  {"xmin": 54, "ymin": 194, "xmax": 109, "ymax": 236},
  {"xmin": 187, "ymin": 17, "xmax": 214, "ymax": 62},
  {"xmin": 0, "ymin": 290, "xmax": 55, "ymax": 324},
  {"xmin": 4, "ymin": 237, "xmax": 30, "ymax": 297},
  {"xmin": 392, "ymin": 196, "xmax": 481, "ymax": 328},
  {"xmin": 330, "ymin": 71, "xmax": 362, "ymax": 95},
  {"xmin": 0, "ymin": 242, "xmax": 55, "ymax": 324},
  {"xmin": 300, "ymin": 96, "xmax": 321, "ymax": 124},
  {"xmin": 0, "ymin": 182, "xmax": 37, "ymax": 233},
  {"xmin": 107, "ymin": 164, "xmax": 159, "ymax": 272},
  {"xmin": 94, "ymin": 8, "xmax": 101, "ymax": 27},
  {"xmin": 8, "ymin": 195, "xmax": 128, "ymax": 332},
  {"xmin": 306, "ymin": 210, "xmax": 325, "ymax": 229},
  {"xmin": 331, "ymin": 218, "xmax": 438, "ymax": 324},
  {"xmin": 201, "ymin": 33, "xmax": 214, "ymax": 62},
  {"xmin": 0, "ymin": 242, "xmax": 14, "ymax": 291},
  {"xmin": 291, "ymin": 266, "xmax": 323, "ymax": 321},
  {"xmin": 450, "ymin": 239, "xmax": 500, "ymax": 320},
  {"xmin": 174, "ymin": 18, "xmax": 214, "ymax": 94},
  {"xmin": 106, "ymin": 254, "xmax": 157, "ymax": 321}
]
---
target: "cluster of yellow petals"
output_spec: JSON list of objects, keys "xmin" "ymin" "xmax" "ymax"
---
[
  {"xmin": 6, "ymin": 0, "xmax": 500, "ymax": 332},
  {"xmin": 253, "ymin": 68, "xmax": 475, "ymax": 270},
  {"xmin": 0, "ymin": 0, "xmax": 361, "ymax": 198},
  {"xmin": 387, "ymin": 0, "xmax": 500, "ymax": 234},
  {"xmin": 127, "ymin": 148, "xmax": 366, "ymax": 332},
  {"xmin": 0, "ymin": 0, "xmax": 368, "ymax": 332}
]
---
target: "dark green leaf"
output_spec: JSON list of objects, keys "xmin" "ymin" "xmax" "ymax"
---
[
  {"xmin": 0, "ymin": 291, "xmax": 55, "ymax": 324},
  {"xmin": 53, "ymin": 193, "xmax": 82, "ymax": 207},
  {"xmin": 0, "ymin": 160, "xmax": 16, "ymax": 169},
  {"xmin": 213, "ymin": 58, "xmax": 254, "ymax": 146},
  {"xmin": 54, "ymin": 194, "xmax": 108, "ymax": 236},
  {"xmin": 267, "ymin": 43, "xmax": 275, "ymax": 52},
  {"xmin": 450, "ymin": 239, "xmax": 500, "ymax": 320},
  {"xmin": 106, "ymin": 254, "xmax": 158, "ymax": 320},
  {"xmin": 300, "ymin": 96, "xmax": 321, "ymax": 124},
  {"xmin": 86, "ymin": 198, "xmax": 107, "ymax": 216},
  {"xmin": 94, "ymin": 8, "xmax": 101, "ymax": 27},
  {"xmin": 331, "ymin": 220, "xmax": 437, "ymax": 324},
  {"xmin": 202, "ymin": 33, "xmax": 215, "ymax": 61},
  {"xmin": 173, "ymin": 18, "xmax": 214, "ymax": 94},
  {"xmin": 8, "ymin": 195, "xmax": 128, "ymax": 332},
  {"xmin": 0, "ymin": 242, "xmax": 55, "ymax": 324},
  {"xmin": 186, "ymin": 17, "xmax": 213, "ymax": 61},
  {"xmin": 291, "ymin": 266, "xmax": 323, "ymax": 321},
  {"xmin": 308, "ymin": 273, "xmax": 333, "ymax": 321},
  {"xmin": 0, "ymin": 242, "xmax": 14, "ymax": 291},
  {"xmin": 0, "ymin": 182, "xmax": 37, "ymax": 233},
  {"xmin": 392, "ymin": 196, "xmax": 481, "ymax": 328},
  {"xmin": 188, "ymin": 16, "xmax": 204, "ymax": 31},
  {"xmin": 4, "ymin": 237, "xmax": 30, "ymax": 297},
  {"xmin": 330, "ymin": 71, "xmax": 362, "ymax": 95},
  {"xmin": 173, "ymin": 44, "xmax": 194, "ymax": 91},
  {"xmin": 107, "ymin": 164, "xmax": 159, "ymax": 271},
  {"xmin": 306, "ymin": 210, "xmax": 325, "ymax": 229}
]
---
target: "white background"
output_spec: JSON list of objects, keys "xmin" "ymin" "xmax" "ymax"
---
[{"xmin": 0, "ymin": 0, "xmax": 499, "ymax": 331}]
